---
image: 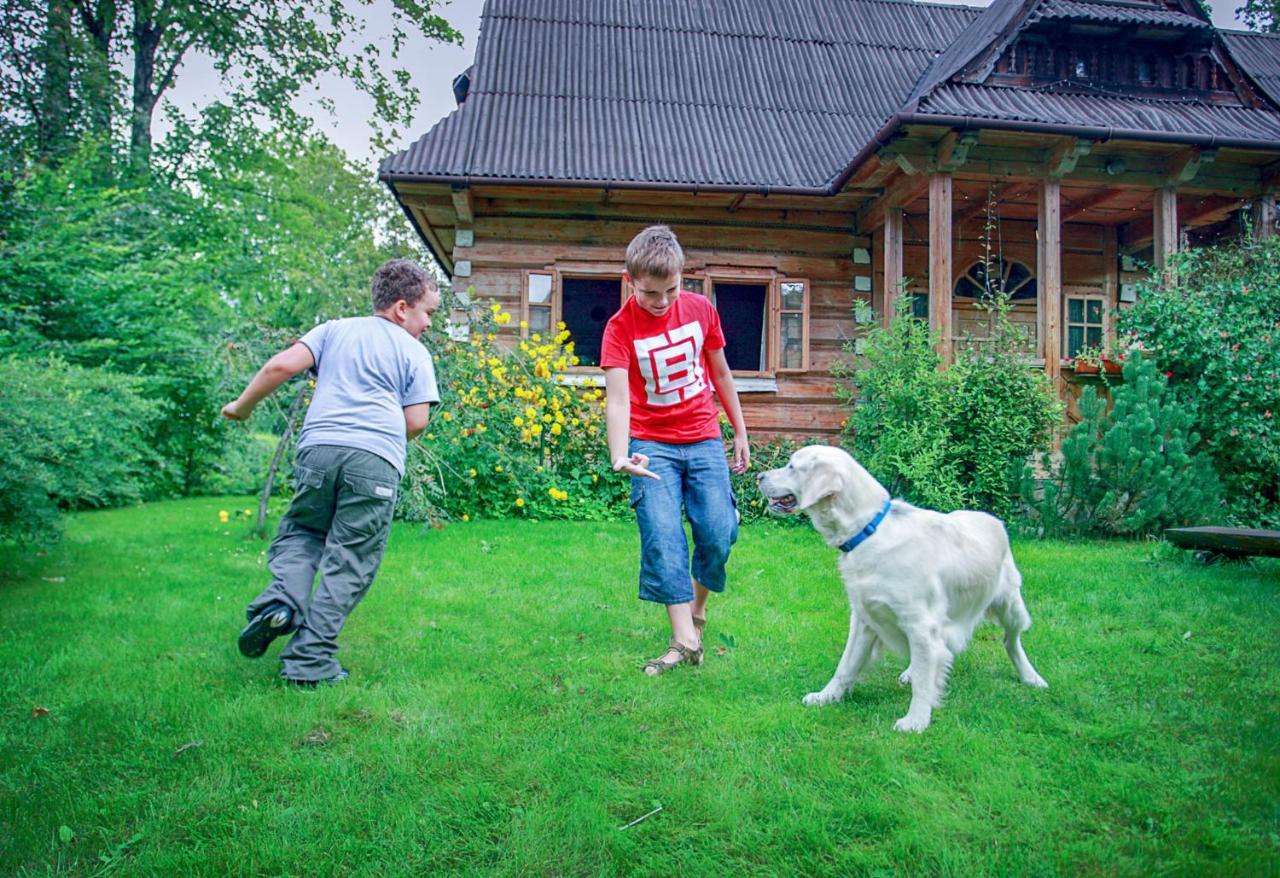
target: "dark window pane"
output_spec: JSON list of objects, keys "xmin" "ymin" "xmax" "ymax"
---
[
  {"xmin": 561, "ymin": 277, "xmax": 620, "ymax": 367},
  {"xmin": 911, "ymin": 293, "xmax": 929, "ymax": 320},
  {"xmin": 1068, "ymin": 298, "xmax": 1084, "ymax": 323},
  {"xmin": 714, "ymin": 282, "xmax": 767, "ymax": 371},
  {"xmin": 1086, "ymin": 300, "xmax": 1102, "ymax": 325},
  {"xmin": 954, "ymin": 276, "xmax": 984, "ymax": 299},
  {"xmin": 683, "ymin": 278, "xmax": 704, "ymax": 295},
  {"xmin": 781, "ymin": 314, "xmax": 804, "ymax": 369},
  {"xmin": 1087, "ymin": 327, "xmax": 1102, "ymax": 348},
  {"xmin": 1011, "ymin": 278, "xmax": 1036, "ymax": 301},
  {"xmin": 1068, "ymin": 326, "xmax": 1084, "ymax": 357},
  {"xmin": 1006, "ymin": 261, "xmax": 1031, "ymax": 290}
]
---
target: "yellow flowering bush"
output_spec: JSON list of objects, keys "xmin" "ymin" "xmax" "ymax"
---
[{"xmin": 398, "ymin": 291, "xmax": 629, "ymax": 522}]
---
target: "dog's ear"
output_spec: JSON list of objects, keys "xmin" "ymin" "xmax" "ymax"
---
[{"xmin": 793, "ymin": 451, "xmax": 847, "ymax": 511}]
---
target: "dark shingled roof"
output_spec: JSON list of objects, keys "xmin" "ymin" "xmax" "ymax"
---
[
  {"xmin": 1223, "ymin": 29, "xmax": 1280, "ymax": 106},
  {"xmin": 381, "ymin": 0, "xmax": 1280, "ymax": 193},
  {"xmin": 380, "ymin": 0, "xmax": 980, "ymax": 190},
  {"xmin": 1029, "ymin": 0, "xmax": 1210, "ymax": 29}
]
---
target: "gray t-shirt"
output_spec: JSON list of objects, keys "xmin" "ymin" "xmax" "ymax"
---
[{"xmin": 296, "ymin": 316, "xmax": 439, "ymax": 474}]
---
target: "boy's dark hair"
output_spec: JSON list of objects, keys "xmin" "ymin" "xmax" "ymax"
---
[
  {"xmin": 371, "ymin": 258, "xmax": 437, "ymax": 312},
  {"xmin": 625, "ymin": 225, "xmax": 684, "ymax": 280}
]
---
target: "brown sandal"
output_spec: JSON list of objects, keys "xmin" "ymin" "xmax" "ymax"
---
[
  {"xmin": 642, "ymin": 639, "xmax": 704, "ymax": 676},
  {"xmin": 692, "ymin": 613, "xmax": 706, "ymax": 634}
]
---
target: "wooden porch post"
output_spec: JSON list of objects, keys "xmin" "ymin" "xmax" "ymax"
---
[
  {"xmin": 928, "ymin": 173, "xmax": 952, "ymax": 363},
  {"xmin": 1252, "ymin": 193, "xmax": 1274, "ymax": 240},
  {"xmin": 1038, "ymin": 179, "xmax": 1062, "ymax": 384},
  {"xmin": 1153, "ymin": 186, "xmax": 1179, "ymax": 272},
  {"xmin": 883, "ymin": 206, "xmax": 904, "ymax": 326}
]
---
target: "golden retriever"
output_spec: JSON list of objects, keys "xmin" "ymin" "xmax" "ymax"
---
[{"xmin": 757, "ymin": 445, "xmax": 1047, "ymax": 732}]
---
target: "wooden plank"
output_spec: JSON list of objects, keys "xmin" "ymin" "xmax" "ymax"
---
[
  {"xmin": 1038, "ymin": 179, "xmax": 1062, "ymax": 383},
  {"xmin": 1164, "ymin": 527, "xmax": 1280, "ymax": 558},
  {"xmin": 884, "ymin": 206, "xmax": 904, "ymax": 327},
  {"xmin": 929, "ymin": 173, "xmax": 953, "ymax": 364}
]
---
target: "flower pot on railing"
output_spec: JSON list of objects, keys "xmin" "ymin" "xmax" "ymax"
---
[
  {"xmin": 1102, "ymin": 357, "xmax": 1124, "ymax": 375},
  {"xmin": 1071, "ymin": 360, "xmax": 1099, "ymax": 375}
]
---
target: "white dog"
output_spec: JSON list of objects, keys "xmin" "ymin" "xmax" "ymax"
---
[{"xmin": 757, "ymin": 445, "xmax": 1047, "ymax": 732}]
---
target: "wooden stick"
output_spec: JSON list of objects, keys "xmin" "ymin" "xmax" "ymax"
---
[{"xmin": 618, "ymin": 804, "xmax": 663, "ymax": 831}]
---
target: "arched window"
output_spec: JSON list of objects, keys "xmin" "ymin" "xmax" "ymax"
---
[{"xmin": 953, "ymin": 258, "xmax": 1037, "ymax": 301}]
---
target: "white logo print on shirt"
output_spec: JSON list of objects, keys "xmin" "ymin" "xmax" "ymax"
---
[{"xmin": 633, "ymin": 321, "xmax": 706, "ymax": 406}]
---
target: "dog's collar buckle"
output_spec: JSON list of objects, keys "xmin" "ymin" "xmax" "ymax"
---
[{"xmin": 838, "ymin": 500, "xmax": 892, "ymax": 553}]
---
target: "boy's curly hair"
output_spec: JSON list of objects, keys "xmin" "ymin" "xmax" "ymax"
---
[
  {"xmin": 371, "ymin": 258, "xmax": 437, "ymax": 312},
  {"xmin": 625, "ymin": 225, "xmax": 684, "ymax": 280}
]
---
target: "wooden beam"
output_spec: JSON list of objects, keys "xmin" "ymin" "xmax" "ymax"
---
[
  {"xmin": 726, "ymin": 193, "xmax": 747, "ymax": 213},
  {"xmin": 929, "ymin": 173, "xmax": 953, "ymax": 364},
  {"xmin": 1166, "ymin": 148, "xmax": 1217, "ymax": 185},
  {"xmin": 855, "ymin": 172, "xmax": 930, "ymax": 233},
  {"xmin": 1104, "ymin": 227, "xmax": 1118, "ymax": 349},
  {"xmin": 938, "ymin": 130, "xmax": 980, "ymax": 172},
  {"xmin": 1153, "ymin": 186, "xmax": 1179, "ymax": 272},
  {"xmin": 1038, "ymin": 179, "xmax": 1062, "ymax": 383},
  {"xmin": 1047, "ymin": 138, "xmax": 1093, "ymax": 180},
  {"xmin": 1125, "ymin": 195, "xmax": 1241, "ymax": 250},
  {"xmin": 451, "ymin": 186, "xmax": 474, "ymax": 225},
  {"xmin": 954, "ymin": 181, "xmax": 1034, "ymax": 224},
  {"xmin": 1062, "ymin": 187, "xmax": 1127, "ymax": 223},
  {"xmin": 883, "ymin": 206, "xmax": 904, "ymax": 327}
]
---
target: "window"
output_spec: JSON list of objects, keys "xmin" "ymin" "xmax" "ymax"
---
[
  {"xmin": 523, "ymin": 271, "xmax": 554, "ymax": 335},
  {"xmin": 778, "ymin": 280, "xmax": 809, "ymax": 371},
  {"xmin": 712, "ymin": 281, "xmax": 768, "ymax": 372},
  {"xmin": 522, "ymin": 270, "xmax": 624, "ymax": 368},
  {"xmin": 1065, "ymin": 296, "xmax": 1105, "ymax": 359},
  {"xmin": 683, "ymin": 276, "xmax": 707, "ymax": 296},
  {"xmin": 953, "ymin": 258, "xmax": 1036, "ymax": 301}
]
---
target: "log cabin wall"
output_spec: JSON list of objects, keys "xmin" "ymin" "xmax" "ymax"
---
[{"xmin": 421, "ymin": 184, "xmax": 875, "ymax": 440}]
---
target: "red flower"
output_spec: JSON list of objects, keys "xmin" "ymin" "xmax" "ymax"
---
[{"xmin": 1165, "ymin": 371, "xmax": 1174, "ymax": 378}]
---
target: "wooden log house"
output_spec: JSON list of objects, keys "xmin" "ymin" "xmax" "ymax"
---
[{"xmin": 380, "ymin": 0, "xmax": 1280, "ymax": 439}]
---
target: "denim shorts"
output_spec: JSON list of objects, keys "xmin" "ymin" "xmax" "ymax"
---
[{"xmin": 629, "ymin": 437, "xmax": 738, "ymax": 605}]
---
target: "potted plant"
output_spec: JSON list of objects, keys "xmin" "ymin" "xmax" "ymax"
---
[{"xmin": 1069, "ymin": 344, "xmax": 1103, "ymax": 375}]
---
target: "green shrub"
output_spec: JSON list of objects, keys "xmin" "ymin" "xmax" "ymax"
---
[
  {"xmin": 397, "ymin": 297, "xmax": 625, "ymax": 523},
  {"xmin": 1019, "ymin": 353, "xmax": 1222, "ymax": 537},
  {"xmin": 1117, "ymin": 239, "xmax": 1280, "ymax": 526},
  {"xmin": 0, "ymin": 356, "xmax": 162, "ymax": 545},
  {"xmin": 836, "ymin": 298, "xmax": 1059, "ymax": 515}
]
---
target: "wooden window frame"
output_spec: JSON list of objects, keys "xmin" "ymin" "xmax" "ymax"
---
[
  {"xmin": 521, "ymin": 269, "xmax": 557, "ymax": 338},
  {"xmin": 776, "ymin": 278, "xmax": 810, "ymax": 373},
  {"xmin": 556, "ymin": 267, "xmax": 625, "ymax": 372},
  {"xmin": 1063, "ymin": 291, "xmax": 1108, "ymax": 361}
]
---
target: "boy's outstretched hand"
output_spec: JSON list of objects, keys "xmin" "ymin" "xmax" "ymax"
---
[
  {"xmin": 731, "ymin": 434, "xmax": 750, "ymax": 474},
  {"xmin": 614, "ymin": 453, "xmax": 660, "ymax": 480}
]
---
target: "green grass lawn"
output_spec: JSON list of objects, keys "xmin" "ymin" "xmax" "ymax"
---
[{"xmin": 2, "ymin": 499, "xmax": 1278, "ymax": 877}]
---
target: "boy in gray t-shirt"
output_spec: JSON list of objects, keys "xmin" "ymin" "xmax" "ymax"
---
[{"xmin": 222, "ymin": 258, "xmax": 441, "ymax": 685}]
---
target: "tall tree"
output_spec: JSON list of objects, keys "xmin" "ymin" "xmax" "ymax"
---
[{"xmin": 1238, "ymin": 0, "xmax": 1280, "ymax": 31}]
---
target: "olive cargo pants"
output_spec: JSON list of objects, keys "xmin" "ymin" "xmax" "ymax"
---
[{"xmin": 244, "ymin": 444, "xmax": 399, "ymax": 682}]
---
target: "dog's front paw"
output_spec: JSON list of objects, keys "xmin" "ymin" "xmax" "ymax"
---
[
  {"xmin": 1022, "ymin": 672, "xmax": 1049, "ymax": 689},
  {"xmin": 803, "ymin": 689, "xmax": 841, "ymax": 707},
  {"xmin": 897, "ymin": 669, "xmax": 912, "ymax": 687},
  {"xmin": 893, "ymin": 713, "xmax": 931, "ymax": 733}
]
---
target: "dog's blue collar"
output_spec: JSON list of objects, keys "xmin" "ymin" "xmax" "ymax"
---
[{"xmin": 838, "ymin": 500, "xmax": 893, "ymax": 553}]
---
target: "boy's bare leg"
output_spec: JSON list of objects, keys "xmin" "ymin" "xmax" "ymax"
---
[{"xmin": 691, "ymin": 578, "xmax": 710, "ymax": 627}]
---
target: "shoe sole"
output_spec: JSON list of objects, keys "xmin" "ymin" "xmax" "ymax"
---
[{"xmin": 238, "ymin": 610, "xmax": 289, "ymax": 658}]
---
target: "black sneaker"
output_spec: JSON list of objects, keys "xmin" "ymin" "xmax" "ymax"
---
[
  {"xmin": 238, "ymin": 602, "xmax": 293, "ymax": 658},
  {"xmin": 287, "ymin": 667, "xmax": 349, "ymax": 688}
]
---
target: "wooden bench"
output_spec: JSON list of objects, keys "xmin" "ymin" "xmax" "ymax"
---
[{"xmin": 1164, "ymin": 526, "xmax": 1280, "ymax": 561}]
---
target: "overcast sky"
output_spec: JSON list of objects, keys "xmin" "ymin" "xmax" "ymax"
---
[{"xmin": 159, "ymin": 0, "xmax": 1251, "ymax": 174}]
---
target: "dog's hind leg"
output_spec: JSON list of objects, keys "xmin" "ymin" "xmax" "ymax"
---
[
  {"xmin": 803, "ymin": 614, "xmax": 878, "ymax": 707},
  {"xmin": 992, "ymin": 560, "xmax": 1048, "ymax": 689}
]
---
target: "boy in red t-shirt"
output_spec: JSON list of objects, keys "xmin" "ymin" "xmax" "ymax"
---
[{"xmin": 601, "ymin": 225, "xmax": 750, "ymax": 675}]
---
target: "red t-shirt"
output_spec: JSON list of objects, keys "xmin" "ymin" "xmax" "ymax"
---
[{"xmin": 600, "ymin": 291, "xmax": 726, "ymax": 444}]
